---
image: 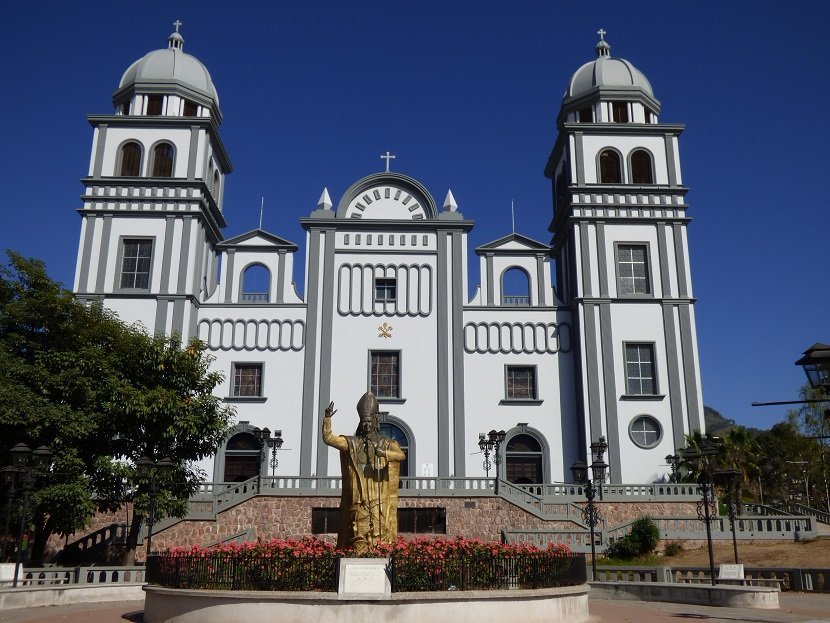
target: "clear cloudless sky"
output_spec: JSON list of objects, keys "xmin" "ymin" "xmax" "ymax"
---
[{"xmin": 1, "ymin": 1, "xmax": 827, "ymax": 431}]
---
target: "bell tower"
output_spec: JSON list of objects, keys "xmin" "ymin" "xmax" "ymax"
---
[
  {"xmin": 546, "ymin": 32, "xmax": 704, "ymax": 483},
  {"xmin": 73, "ymin": 24, "xmax": 232, "ymax": 340}
]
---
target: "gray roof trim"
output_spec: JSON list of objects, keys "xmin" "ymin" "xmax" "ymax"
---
[
  {"xmin": 334, "ymin": 172, "xmax": 439, "ymax": 219},
  {"xmin": 77, "ymin": 204, "xmax": 225, "ymax": 245},
  {"xmin": 300, "ymin": 217, "xmax": 474, "ymax": 232},
  {"xmin": 87, "ymin": 115, "xmax": 232, "ymax": 172},
  {"xmin": 475, "ymin": 232, "xmax": 550, "ymax": 255},
  {"xmin": 561, "ymin": 86, "xmax": 661, "ymax": 118},
  {"xmin": 218, "ymin": 229, "xmax": 298, "ymax": 251},
  {"xmin": 560, "ymin": 122, "xmax": 685, "ymax": 136},
  {"xmin": 112, "ymin": 82, "xmax": 223, "ymax": 124}
]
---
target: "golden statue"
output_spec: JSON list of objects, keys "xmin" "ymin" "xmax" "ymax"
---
[{"xmin": 321, "ymin": 392, "xmax": 406, "ymax": 552}]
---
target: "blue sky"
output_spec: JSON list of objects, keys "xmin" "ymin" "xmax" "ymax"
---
[{"xmin": 1, "ymin": 1, "xmax": 827, "ymax": 431}]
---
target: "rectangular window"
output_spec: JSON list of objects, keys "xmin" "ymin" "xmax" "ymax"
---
[
  {"xmin": 397, "ymin": 508, "xmax": 447, "ymax": 534},
  {"xmin": 119, "ymin": 239, "xmax": 153, "ymax": 290},
  {"xmin": 578, "ymin": 107, "xmax": 593, "ymax": 122},
  {"xmin": 370, "ymin": 351, "xmax": 400, "ymax": 398},
  {"xmin": 374, "ymin": 277, "xmax": 396, "ymax": 303},
  {"xmin": 625, "ymin": 343, "xmax": 657, "ymax": 395},
  {"xmin": 183, "ymin": 100, "xmax": 198, "ymax": 116},
  {"xmin": 311, "ymin": 508, "xmax": 340, "ymax": 534},
  {"xmin": 506, "ymin": 365, "xmax": 537, "ymax": 400},
  {"xmin": 146, "ymin": 95, "xmax": 164, "ymax": 116},
  {"xmin": 617, "ymin": 244, "xmax": 651, "ymax": 295},
  {"xmin": 232, "ymin": 363, "xmax": 263, "ymax": 397},
  {"xmin": 612, "ymin": 101, "xmax": 629, "ymax": 123}
]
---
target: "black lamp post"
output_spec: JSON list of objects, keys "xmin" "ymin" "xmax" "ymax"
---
[
  {"xmin": 6, "ymin": 443, "xmax": 52, "ymax": 587},
  {"xmin": 571, "ymin": 436, "xmax": 608, "ymax": 580},
  {"xmin": 681, "ymin": 435, "xmax": 721, "ymax": 586},
  {"xmin": 796, "ymin": 343, "xmax": 830, "ymax": 392},
  {"xmin": 715, "ymin": 468, "xmax": 741, "ymax": 564},
  {"xmin": 257, "ymin": 427, "xmax": 284, "ymax": 478},
  {"xmin": 136, "ymin": 456, "xmax": 175, "ymax": 561},
  {"xmin": 478, "ymin": 430, "xmax": 506, "ymax": 492},
  {"xmin": 665, "ymin": 454, "xmax": 680, "ymax": 483}
]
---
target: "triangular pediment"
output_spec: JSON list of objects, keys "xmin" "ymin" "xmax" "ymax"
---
[
  {"xmin": 475, "ymin": 233, "xmax": 550, "ymax": 255},
  {"xmin": 217, "ymin": 229, "xmax": 298, "ymax": 252}
]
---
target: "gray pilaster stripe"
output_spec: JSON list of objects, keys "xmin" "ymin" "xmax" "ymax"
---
[
  {"xmin": 664, "ymin": 135, "xmax": 678, "ymax": 186},
  {"xmin": 224, "ymin": 250, "xmax": 235, "ymax": 304},
  {"xmin": 77, "ymin": 215, "xmax": 96, "ymax": 294},
  {"xmin": 662, "ymin": 304, "xmax": 686, "ymax": 450},
  {"xmin": 176, "ymin": 217, "xmax": 193, "ymax": 294},
  {"xmin": 582, "ymin": 304, "xmax": 603, "ymax": 452},
  {"xmin": 673, "ymin": 224, "xmax": 689, "ymax": 298},
  {"xmin": 579, "ymin": 224, "xmax": 592, "ymax": 297},
  {"xmin": 656, "ymin": 223, "xmax": 672, "ymax": 297},
  {"xmin": 94, "ymin": 216, "xmax": 113, "ymax": 292},
  {"xmin": 536, "ymin": 255, "xmax": 546, "ymax": 306},
  {"xmin": 315, "ymin": 230, "xmax": 336, "ymax": 478},
  {"xmin": 596, "ymin": 222, "xmax": 608, "ymax": 297},
  {"xmin": 598, "ymin": 303, "xmax": 621, "ymax": 484},
  {"xmin": 187, "ymin": 126, "xmax": 200, "ymax": 181},
  {"xmin": 451, "ymin": 231, "xmax": 466, "ymax": 477},
  {"xmin": 192, "ymin": 224, "xmax": 205, "ymax": 296},
  {"xmin": 678, "ymin": 304, "xmax": 702, "ymax": 433},
  {"xmin": 154, "ymin": 299, "xmax": 169, "ymax": 336},
  {"xmin": 171, "ymin": 298, "xmax": 185, "ymax": 338},
  {"xmin": 160, "ymin": 216, "xmax": 176, "ymax": 294},
  {"xmin": 276, "ymin": 250, "xmax": 286, "ymax": 304},
  {"xmin": 486, "ymin": 254, "xmax": 494, "ymax": 306},
  {"xmin": 92, "ymin": 124, "xmax": 107, "ymax": 179},
  {"xmin": 299, "ymin": 230, "xmax": 323, "ymax": 475},
  {"xmin": 436, "ymin": 232, "xmax": 451, "ymax": 476},
  {"xmin": 188, "ymin": 300, "xmax": 198, "ymax": 342},
  {"xmin": 574, "ymin": 132, "xmax": 585, "ymax": 184}
]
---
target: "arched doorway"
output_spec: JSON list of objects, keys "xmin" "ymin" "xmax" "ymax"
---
[
  {"xmin": 223, "ymin": 432, "xmax": 261, "ymax": 482},
  {"xmin": 505, "ymin": 434, "xmax": 543, "ymax": 484},
  {"xmin": 379, "ymin": 420, "xmax": 410, "ymax": 478}
]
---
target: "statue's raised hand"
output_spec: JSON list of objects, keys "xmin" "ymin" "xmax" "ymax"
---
[{"xmin": 325, "ymin": 401, "xmax": 337, "ymax": 418}]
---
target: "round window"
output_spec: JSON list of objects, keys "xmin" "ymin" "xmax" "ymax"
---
[{"xmin": 629, "ymin": 415, "xmax": 661, "ymax": 449}]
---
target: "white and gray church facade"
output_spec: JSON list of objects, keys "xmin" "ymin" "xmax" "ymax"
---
[{"xmin": 73, "ymin": 29, "xmax": 704, "ymax": 488}]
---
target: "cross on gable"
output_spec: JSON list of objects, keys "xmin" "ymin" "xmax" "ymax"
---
[{"xmin": 380, "ymin": 151, "xmax": 396, "ymax": 173}]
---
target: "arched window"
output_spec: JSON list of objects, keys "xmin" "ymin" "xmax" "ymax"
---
[
  {"xmin": 222, "ymin": 432, "xmax": 261, "ymax": 482},
  {"xmin": 240, "ymin": 263, "xmax": 271, "ymax": 303},
  {"xmin": 630, "ymin": 150, "xmax": 654, "ymax": 184},
  {"xmin": 380, "ymin": 421, "xmax": 410, "ymax": 478},
  {"xmin": 505, "ymin": 434, "xmax": 543, "ymax": 484},
  {"xmin": 118, "ymin": 142, "xmax": 142, "ymax": 176},
  {"xmin": 501, "ymin": 267, "xmax": 530, "ymax": 306},
  {"xmin": 151, "ymin": 142, "xmax": 175, "ymax": 177},
  {"xmin": 599, "ymin": 150, "xmax": 622, "ymax": 184}
]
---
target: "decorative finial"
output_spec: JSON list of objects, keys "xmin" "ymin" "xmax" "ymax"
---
[
  {"xmin": 318, "ymin": 187, "xmax": 333, "ymax": 211},
  {"xmin": 380, "ymin": 151, "xmax": 396, "ymax": 173},
  {"xmin": 173, "ymin": 19, "xmax": 183, "ymax": 33},
  {"xmin": 443, "ymin": 189, "xmax": 458, "ymax": 212},
  {"xmin": 595, "ymin": 28, "xmax": 610, "ymax": 58}
]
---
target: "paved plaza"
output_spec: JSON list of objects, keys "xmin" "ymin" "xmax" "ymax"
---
[{"xmin": 0, "ymin": 594, "xmax": 827, "ymax": 623}]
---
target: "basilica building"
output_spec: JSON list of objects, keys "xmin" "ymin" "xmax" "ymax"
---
[{"xmin": 73, "ymin": 27, "xmax": 704, "ymax": 490}]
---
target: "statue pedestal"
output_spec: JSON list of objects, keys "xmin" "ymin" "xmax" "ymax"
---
[{"xmin": 338, "ymin": 557, "xmax": 391, "ymax": 600}]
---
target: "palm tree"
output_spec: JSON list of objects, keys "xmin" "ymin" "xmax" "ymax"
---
[{"xmin": 719, "ymin": 427, "xmax": 760, "ymax": 513}]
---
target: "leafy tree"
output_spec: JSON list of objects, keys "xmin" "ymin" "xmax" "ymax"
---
[
  {"xmin": 0, "ymin": 252, "xmax": 234, "ymax": 564},
  {"xmin": 718, "ymin": 427, "xmax": 760, "ymax": 512}
]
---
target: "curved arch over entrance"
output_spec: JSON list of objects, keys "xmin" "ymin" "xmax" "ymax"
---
[
  {"xmin": 222, "ymin": 430, "xmax": 261, "ymax": 482},
  {"xmin": 379, "ymin": 417, "xmax": 413, "ymax": 478},
  {"xmin": 502, "ymin": 425, "xmax": 550, "ymax": 486}
]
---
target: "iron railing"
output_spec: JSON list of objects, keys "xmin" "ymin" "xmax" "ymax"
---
[{"xmin": 146, "ymin": 552, "xmax": 586, "ymax": 592}]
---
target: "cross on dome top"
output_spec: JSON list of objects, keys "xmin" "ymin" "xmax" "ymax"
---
[
  {"xmin": 595, "ymin": 28, "xmax": 611, "ymax": 57},
  {"xmin": 168, "ymin": 20, "xmax": 184, "ymax": 50}
]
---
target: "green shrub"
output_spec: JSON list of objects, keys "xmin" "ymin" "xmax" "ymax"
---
[
  {"xmin": 663, "ymin": 541, "xmax": 683, "ymax": 557},
  {"xmin": 606, "ymin": 516, "xmax": 660, "ymax": 560}
]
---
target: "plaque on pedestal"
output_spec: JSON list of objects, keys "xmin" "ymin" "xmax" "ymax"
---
[{"xmin": 338, "ymin": 557, "xmax": 391, "ymax": 600}]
